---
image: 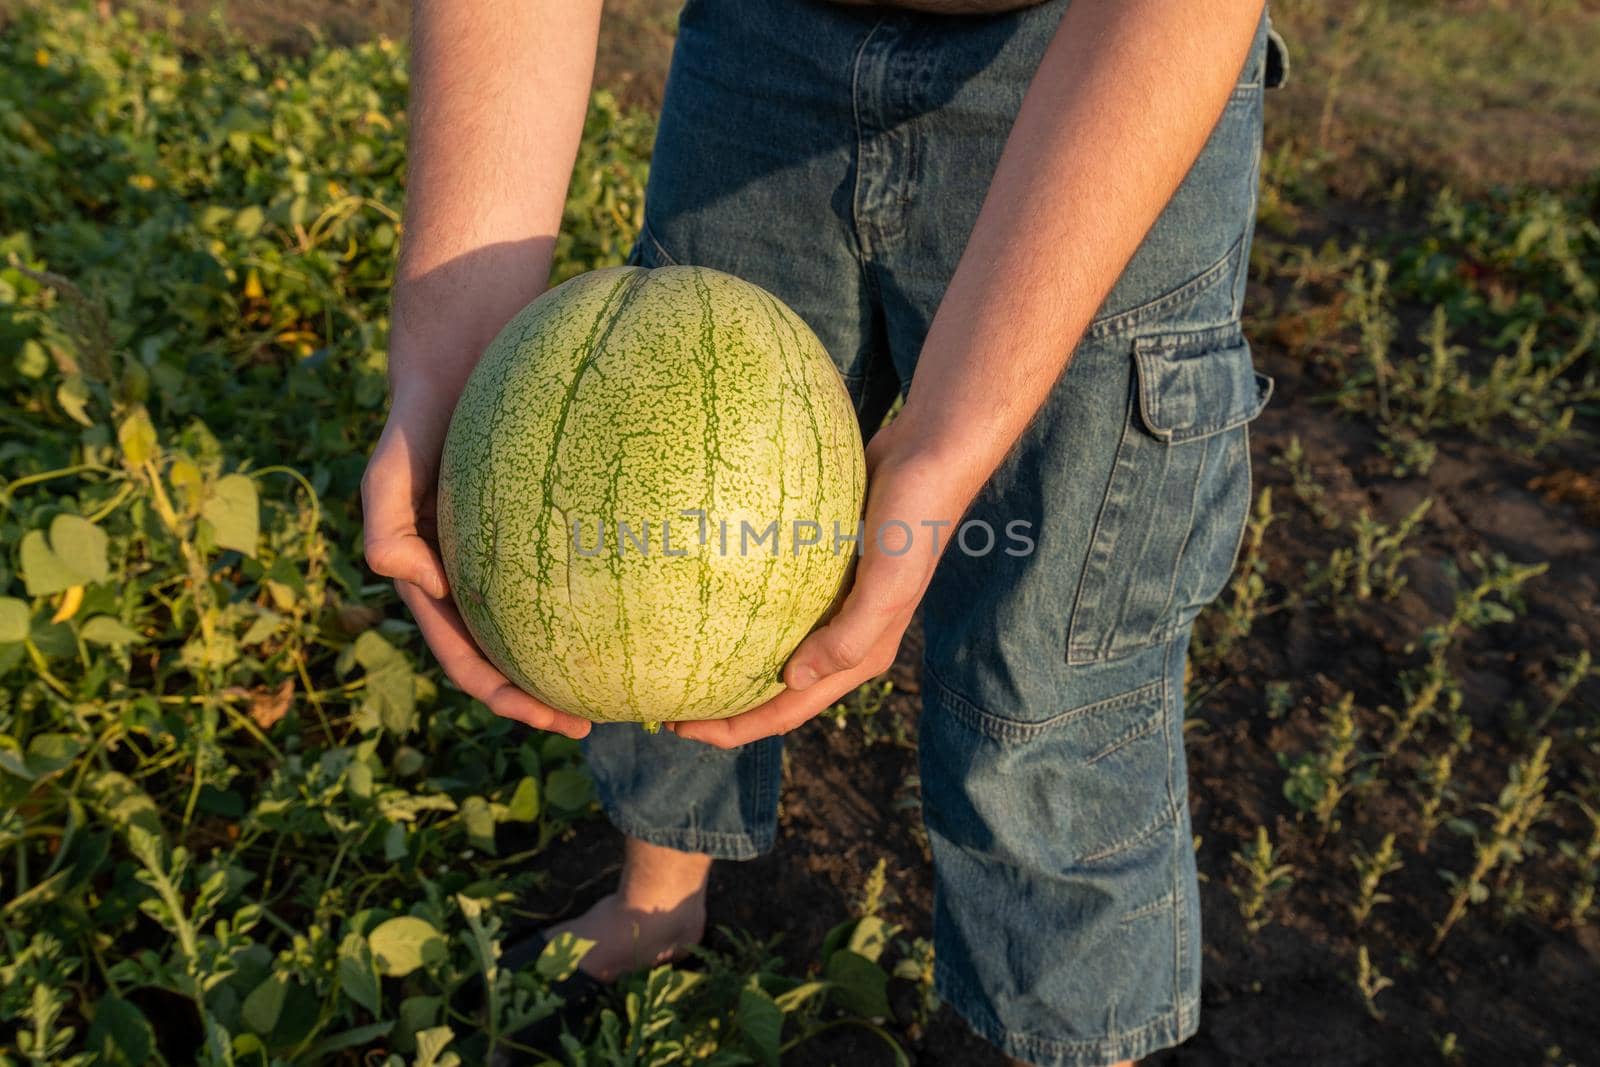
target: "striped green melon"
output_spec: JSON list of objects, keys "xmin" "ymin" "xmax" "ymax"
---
[{"xmin": 436, "ymin": 265, "xmax": 867, "ymax": 724}]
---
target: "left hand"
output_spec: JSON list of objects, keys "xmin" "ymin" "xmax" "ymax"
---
[{"xmin": 668, "ymin": 419, "xmax": 981, "ymax": 748}]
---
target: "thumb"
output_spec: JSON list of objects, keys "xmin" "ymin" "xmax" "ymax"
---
[
  {"xmin": 367, "ymin": 532, "xmax": 449, "ymax": 600},
  {"xmin": 361, "ymin": 425, "xmax": 450, "ymax": 599},
  {"xmin": 784, "ymin": 558, "xmax": 913, "ymax": 690}
]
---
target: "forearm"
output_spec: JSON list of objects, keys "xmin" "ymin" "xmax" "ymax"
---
[
  {"xmin": 893, "ymin": 0, "xmax": 1265, "ymax": 500},
  {"xmin": 392, "ymin": 0, "xmax": 603, "ymax": 400}
]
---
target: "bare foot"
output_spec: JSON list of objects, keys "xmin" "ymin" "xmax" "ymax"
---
[
  {"xmin": 543, "ymin": 890, "xmax": 706, "ymax": 981},
  {"xmin": 541, "ymin": 835, "xmax": 713, "ymax": 982}
]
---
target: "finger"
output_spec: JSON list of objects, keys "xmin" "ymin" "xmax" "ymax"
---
[
  {"xmin": 784, "ymin": 558, "xmax": 915, "ymax": 690},
  {"xmin": 361, "ymin": 426, "xmax": 450, "ymax": 598},
  {"xmin": 367, "ymin": 532, "xmax": 450, "ymax": 599},
  {"xmin": 672, "ymin": 669, "xmax": 865, "ymax": 749},
  {"xmin": 397, "ymin": 581, "xmax": 592, "ymax": 739}
]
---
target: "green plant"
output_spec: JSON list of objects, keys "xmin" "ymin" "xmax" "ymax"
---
[
  {"xmin": 1380, "ymin": 658, "xmax": 1461, "ymax": 759},
  {"xmin": 1280, "ymin": 692, "xmax": 1372, "ymax": 839},
  {"xmin": 1302, "ymin": 498, "xmax": 1432, "ymax": 611},
  {"xmin": 1415, "ymin": 552, "xmax": 1549, "ymax": 665},
  {"xmin": 1414, "ymin": 711, "xmax": 1473, "ymax": 854},
  {"xmin": 1230, "ymin": 826, "xmax": 1296, "ymax": 935},
  {"xmin": 1197, "ymin": 487, "xmax": 1278, "ymax": 668},
  {"xmin": 1557, "ymin": 794, "xmax": 1600, "ymax": 926},
  {"xmin": 1272, "ymin": 435, "xmax": 1335, "ymax": 528},
  {"xmin": 1432, "ymin": 737, "xmax": 1554, "ymax": 953},
  {"xmin": 1350, "ymin": 832, "xmax": 1403, "ymax": 927},
  {"xmin": 820, "ymin": 679, "xmax": 898, "ymax": 744},
  {"xmin": 1352, "ymin": 943, "xmax": 1394, "ymax": 1020}
]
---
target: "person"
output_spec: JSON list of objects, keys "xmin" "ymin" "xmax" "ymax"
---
[{"xmin": 362, "ymin": 1, "xmax": 1281, "ymax": 1063}]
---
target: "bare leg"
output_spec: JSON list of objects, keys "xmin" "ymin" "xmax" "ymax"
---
[{"xmin": 540, "ymin": 835, "xmax": 713, "ymax": 981}]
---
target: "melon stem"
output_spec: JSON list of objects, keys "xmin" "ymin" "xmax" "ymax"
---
[{"xmin": 642, "ymin": 720, "xmax": 662, "ymax": 734}]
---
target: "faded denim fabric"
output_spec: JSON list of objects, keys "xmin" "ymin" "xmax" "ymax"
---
[{"xmin": 581, "ymin": 2, "xmax": 1275, "ymax": 1063}]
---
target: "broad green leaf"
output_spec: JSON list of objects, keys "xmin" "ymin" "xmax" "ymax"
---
[
  {"xmin": 234, "ymin": 205, "xmax": 265, "ymax": 237},
  {"xmin": 535, "ymin": 931, "xmax": 595, "ymax": 982},
  {"xmin": 392, "ymin": 745, "xmax": 426, "ymax": 777},
  {"xmin": 16, "ymin": 338, "xmax": 49, "ymax": 378},
  {"xmin": 26, "ymin": 732, "xmax": 83, "ymax": 779},
  {"xmin": 81, "ymin": 615, "xmax": 144, "ymax": 647},
  {"xmin": 20, "ymin": 514, "xmax": 109, "ymax": 596},
  {"xmin": 202, "ymin": 473, "xmax": 259, "ymax": 557},
  {"xmin": 168, "ymin": 458, "xmax": 204, "ymax": 508},
  {"xmin": 824, "ymin": 949, "xmax": 890, "ymax": 1018},
  {"xmin": 459, "ymin": 795, "xmax": 496, "ymax": 855},
  {"xmin": 506, "ymin": 776, "xmax": 540, "ymax": 822},
  {"xmin": 349, "ymin": 630, "xmax": 417, "ymax": 735},
  {"xmin": 241, "ymin": 973, "xmax": 288, "ymax": 1034},
  {"xmin": 737, "ymin": 987, "xmax": 783, "ymax": 1067},
  {"xmin": 84, "ymin": 994, "xmax": 155, "ymax": 1067},
  {"xmin": 18, "ymin": 535, "xmax": 73, "ymax": 598},
  {"xmin": 240, "ymin": 608, "xmax": 284, "ymax": 646},
  {"xmin": 118, "ymin": 407, "xmax": 159, "ymax": 466},
  {"xmin": 847, "ymin": 915, "xmax": 894, "ymax": 964},
  {"xmin": 543, "ymin": 766, "xmax": 595, "ymax": 812},
  {"xmin": 0, "ymin": 598, "xmax": 28, "ymax": 643},
  {"xmin": 57, "ymin": 373, "xmax": 94, "ymax": 426},
  {"xmin": 772, "ymin": 979, "xmax": 829, "ymax": 1014},
  {"xmin": 337, "ymin": 933, "xmax": 383, "ymax": 1016},
  {"xmin": 383, "ymin": 821, "xmax": 408, "ymax": 861},
  {"xmin": 301, "ymin": 1020, "xmax": 395, "ymax": 1061},
  {"xmin": 88, "ymin": 771, "xmax": 164, "ymax": 841},
  {"xmin": 413, "ymin": 1026, "xmax": 456, "ymax": 1067},
  {"xmin": 368, "ymin": 916, "xmax": 446, "ymax": 977},
  {"xmin": 397, "ymin": 996, "xmax": 443, "ymax": 1052}
]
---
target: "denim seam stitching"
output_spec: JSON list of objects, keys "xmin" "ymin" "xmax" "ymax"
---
[
  {"xmin": 1065, "ymin": 374, "xmax": 1139, "ymax": 664},
  {"xmin": 1085, "ymin": 709, "xmax": 1163, "ymax": 766},
  {"xmin": 935, "ymin": 961, "xmax": 1200, "ymax": 1062},
  {"xmin": 1148, "ymin": 430, "xmax": 1212, "ymax": 635},
  {"xmin": 1161, "ymin": 636, "xmax": 1189, "ymax": 1026},
  {"xmin": 848, "ymin": 19, "xmax": 889, "ymax": 262},
  {"xmin": 923, "ymin": 661, "xmax": 1162, "ymax": 744},
  {"xmin": 639, "ymin": 217, "xmax": 679, "ymax": 267},
  {"xmin": 1084, "ymin": 233, "xmax": 1242, "ymax": 341},
  {"xmin": 1078, "ymin": 800, "xmax": 1181, "ymax": 865},
  {"xmin": 603, "ymin": 810, "xmax": 773, "ymax": 861},
  {"xmin": 1120, "ymin": 891, "xmax": 1178, "ymax": 926}
]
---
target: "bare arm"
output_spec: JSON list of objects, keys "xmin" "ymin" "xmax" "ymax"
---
[
  {"xmin": 362, "ymin": 0, "xmax": 604, "ymax": 739},
  {"xmin": 392, "ymin": 0, "xmax": 604, "ymax": 404},
  {"xmin": 675, "ymin": 0, "xmax": 1266, "ymax": 746},
  {"xmin": 894, "ymin": 0, "xmax": 1265, "ymax": 502}
]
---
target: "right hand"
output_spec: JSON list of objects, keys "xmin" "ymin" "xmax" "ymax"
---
[{"xmin": 361, "ymin": 359, "xmax": 593, "ymax": 740}]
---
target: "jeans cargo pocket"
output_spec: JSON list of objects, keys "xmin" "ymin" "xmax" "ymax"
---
[{"xmin": 1066, "ymin": 324, "xmax": 1273, "ymax": 665}]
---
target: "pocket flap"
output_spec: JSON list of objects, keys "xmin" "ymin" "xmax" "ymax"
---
[{"xmin": 1132, "ymin": 328, "xmax": 1274, "ymax": 443}]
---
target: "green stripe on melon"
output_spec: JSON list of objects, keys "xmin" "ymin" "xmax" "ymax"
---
[{"xmin": 436, "ymin": 265, "xmax": 867, "ymax": 724}]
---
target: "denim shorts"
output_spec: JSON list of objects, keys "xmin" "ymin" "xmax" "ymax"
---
[{"xmin": 581, "ymin": 2, "xmax": 1275, "ymax": 1063}]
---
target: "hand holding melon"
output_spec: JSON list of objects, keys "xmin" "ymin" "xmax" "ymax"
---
[{"xmin": 435, "ymin": 265, "xmax": 868, "ymax": 727}]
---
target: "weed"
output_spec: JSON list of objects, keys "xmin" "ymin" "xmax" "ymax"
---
[
  {"xmin": 1352, "ymin": 943, "xmax": 1394, "ymax": 1020},
  {"xmin": 1350, "ymin": 832, "xmax": 1403, "ymax": 927},
  {"xmin": 1380, "ymin": 657, "xmax": 1461, "ymax": 759},
  {"xmin": 1432, "ymin": 737, "xmax": 1554, "ymax": 953},
  {"xmin": 1303, "ymin": 498, "xmax": 1432, "ymax": 612},
  {"xmin": 1230, "ymin": 826, "xmax": 1296, "ymax": 935},
  {"xmin": 1272, "ymin": 436, "xmax": 1336, "ymax": 528},
  {"xmin": 1414, "ymin": 710, "xmax": 1474, "ymax": 854},
  {"xmin": 1280, "ymin": 692, "xmax": 1372, "ymax": 839}
]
